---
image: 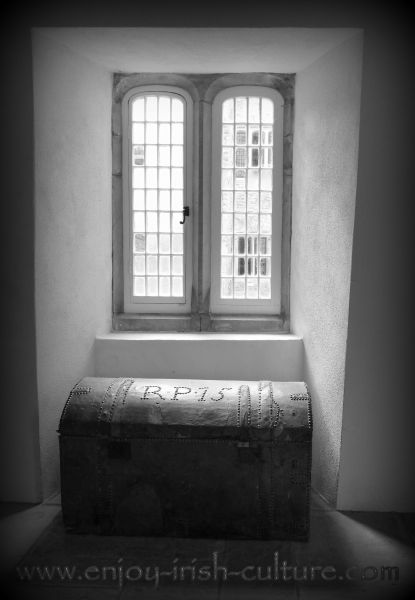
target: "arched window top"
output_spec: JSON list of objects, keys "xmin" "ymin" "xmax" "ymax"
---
[
  {"xmin": 130, "ymin": 93, "xmax": 184, "ymax": 123},
  {"xmin": 211, "ymin": 84, "xmax": 284, "ymax": 110}
]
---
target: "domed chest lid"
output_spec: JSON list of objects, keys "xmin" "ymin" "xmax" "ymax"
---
[{"xmin": 58, "ymin": 377, "xmax": 312, "ymax": 442}]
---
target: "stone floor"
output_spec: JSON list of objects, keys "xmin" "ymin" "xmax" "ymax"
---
[{"xmin": 1, "ymin": 491, "xmax": 414, "ymax": 599}]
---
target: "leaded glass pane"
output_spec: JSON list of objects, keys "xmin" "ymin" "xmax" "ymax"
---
[
  {"xmin": 259, "ymin": 278, "xmax": 271, "ymax": 299},
  {"xmin": 159, "ymin": 190, "xmax": 170, "ymax": 211},
  {"xmin": 159, "ymin": 234, "xmax": 170, "ymax": 254},
  {"xmin": 247, "ymin": 278, "xmax": 258, "ymax": 299},
  {"xmin": 134, "ymin": 277, "xmax": 146, "ymax": 296},
  {"xmin": 172, "ymin": 255, "xmax": 183, "ymax": 275},
  {"xmin": 145, "ymin": 167, "xmax": 157, "ymax": 188},
  {"xmin": 133, "ymin": 189, "xmax": 145, "ymax": 211},
  {"xmin": 158, "ymin": 97, "xmax": 171, "ymax": 122},
  {"xmin": 171, "ymin": 190, "xmax": 183, "ymax": 211},
  {"xmin": 171, "ymin": 234, "xmax": 183, "ymax": 254},
  {"xmin": 172, "ymin": 212, "xmax": 182, "ymax": 233},
  {"xmin": 221, "ymin": 235, "xmax": 233, "ymax": 255},
  {"xmin": 146, "ymin": 211, "xmax": 158, "ymax": 232},
  {"xmin": 235, "ymin": 97, "xmax": 247, "ymax": 122},
  {"xmin": 132, "ymin": 98, "xmax": 145, "ymax": 121},
  {"xmin": 222, "ymin": 125, "xmax": 234, "ymax": 146},
  {"xmin": 219, "ymin": 94, "xmax": 276, "ymax": 300},
  {"xmin": 261, "ymin": 98, "xmax": 274, "ymax": 123},
  {"xmin": 146, "ymin": 145, "xmax": 157, "ymax": 166},
  {"xmin": 221, "ymin": 278, "xmax": 233, "ymax": 298},
  {"xmin": 146, "ymin": 96, "xmax": 158, "ymax": 121},
  {"xmin": 221, "ymin": 256, "xmax": 233, "ymax": 276},
  {"xmin": 171, "ymin": 145, "xmax": 183, "ymax": 167},
  {"xmin": 132, "ymin": 123, "xmax": 145, "ymax": 144},
  {"xmin": 222, "ymin": 213, "xmax": 233, "ymax": 234},
  {"xmin": 235, "ymin": 169, "xmax": 246, "ymax": 191},
  {"xmin": 159, "ymin": 146, "xmax": 170, "ymax": 167},
  {"xmin": 248, "ymin": 97, "xmax": 260, "ymax": 123},
  {"xmin": 222, "ymin": 148, "xmax": 234, "ymax": 168},
  {"xmin": 133, "ymin": 212, "xmax": 145, "ymax": 232},
  {"xmin": 145, "ymin": 190, "xmax": 156, "ymax": 211},
  {"xmin": 159, "ymin": 168, "xmax": 170, "ymax": 189},
  {"xmin": 222, "ymin": 192, "xmax": 233, "ymax": 212},
  {"xmin": 172, "ymin": 98, "xmax": 184, "ymax": 122},
  {"xmin": 159, "ymin": 277, "xmax": 170, "ymax": 296},
  {"xmin": 171, "ymin": 124, "xmax": 183, "ymax": 144},
  {"xmin": 235, "ymin": 147, "xmax": 247, "ymax": 168},
  {"xmin": 172, "ymin": 277, "xmax": 183, "ymax": 297},
  {"xmin": 247, "ymin": 192, "xmax": 259, "ymax": 212},
  {"xmin": 147, "ymin": 255, "xmax": 158, "ymax": 275},
  {"xmin": 146, "ymin": 234, "xmax": 158, "ymax": 254},
  {"xmin": 159, "ymin": 212, "xmax": 170, "ymax": 233},
  {"xmin": 234, "ymin": 192, "xmax": 246, "ymax": 213},
  {"xmin": 234, "ymin": 279, "xmax": 246, "ymax": 298},
  {"xmin": 247, "ymin": 213, "xmax": 259, "ymax": 234},
  {"xmin": 146, "ymin": 123, "xmax": 157, "ymax": 144},
  {"xmin": 223, "ymin": 99, "xmax": 234, "ymax": 123},
  {"xmin": 171, "ymin": 168, "xmax": 183, "ymax": 189},
  {"xmin": 133, "ymin": 168, "xmax": 145, "ymax": 189},
  {"xmin": 147, "ymin": 276, "xmax": 158, "ymax": 296},
  {"xmin": 159, "ymin": 124, "xmax": 170, "ymax": 144},
  {"xmin": 134, "ymin": 233, "xmax": 145, "ymax": 253},
  {"xmin": 133, "ymin": 145, "xmax": 145, "ymax": 166}
]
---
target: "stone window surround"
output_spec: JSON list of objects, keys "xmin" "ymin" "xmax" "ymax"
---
[{"xmin": 112, "ymin": 72, "xmax": 294, "ymax": 332}]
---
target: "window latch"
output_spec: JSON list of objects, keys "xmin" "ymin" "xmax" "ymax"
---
[{"xmin": 180, "ymin": 206, "xmax": 190, "ymax": 225}]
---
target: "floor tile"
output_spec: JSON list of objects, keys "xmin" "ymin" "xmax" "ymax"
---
[
  {"xmin": 119, "ymin": 583, "xmax": 218, "ymax": 599},
  {"xmin": 0, "ymin": 503, "xmax": 61, "ymax": 576},
  {"xmin": 216, "ymin": 538, "xmax": 297, "ymax": 600},
  {"xmin": 8, "ymin": 584, "xmax": 122, "ymax": 600},
  {"xmin": 296, "ymin": 581, "xmax": 410, "ymax": 599},
  {"xmin": 218, "ymin": 582, "xmax": 297, "ymax": 599}
]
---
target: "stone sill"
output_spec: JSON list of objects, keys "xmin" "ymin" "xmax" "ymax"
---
[
  {"xmin": 113, "ymin": 313, "xmax": 289, "ymax": 333},
  {"xmin": 98, "ymin": 332, "xmax": 299, "ymax": 341}
]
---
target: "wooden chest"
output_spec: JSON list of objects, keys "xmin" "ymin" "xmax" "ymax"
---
[{"xmin": 58, "ymin": 377, "xmax": 312, "ymax": 540}]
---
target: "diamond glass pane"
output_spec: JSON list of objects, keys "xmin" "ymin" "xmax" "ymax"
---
[
  {"xmin": 219, "ymin": 95, "xmax": 274, "ymax": 300},
  {"xmin": 131, "ymin": 94, "xmax": 185, "ymax": 297}
]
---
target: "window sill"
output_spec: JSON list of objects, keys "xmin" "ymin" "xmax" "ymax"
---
[
  {"xmin": 95, "ymin": 332, "xmax": 303, "ymax": 381},
  {"xmin": 113, "ymin": 313, "xmax": 289, "ymax": 333}
]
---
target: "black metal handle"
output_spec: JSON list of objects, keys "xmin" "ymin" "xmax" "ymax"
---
[{"xmin": 180, "ymin": 206, "xmax": 190, "ymax": 224}]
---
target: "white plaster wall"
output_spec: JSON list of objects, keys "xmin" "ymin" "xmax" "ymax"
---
[
  {"xmin": 337, "ymin": 29, "xmax": 415, "ymax": 511},
  {"xmin": 95, "ymin": 334, "xmax": 303, "ymax": 381},
  {"xmin": 291, "ymin": 34, "xmax": 363, "ymax": 505},
  {"xmin": 33, "ymin": 33, "xmax": 112, "ymax": 499}
]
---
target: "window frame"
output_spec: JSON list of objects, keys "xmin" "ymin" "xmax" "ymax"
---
[
  {"xmin": 122, "ymin": 85, "xmax": 194, "ymax": 314},
  {"xmin": 210, "ymin": 85, "xmax": 284, "ymax": 315},
  {"xmin": 112, "ymin": 73, "xmax": 293, "ymax": 333}
]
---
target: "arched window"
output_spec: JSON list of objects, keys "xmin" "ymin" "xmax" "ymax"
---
[
  {"xmin": 122, "ymin": 86, "xmax": 193, "ymax": 313},
  {"xmin": 210, "ymin": 87, "xmax": 284, "ymax": 314}
]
